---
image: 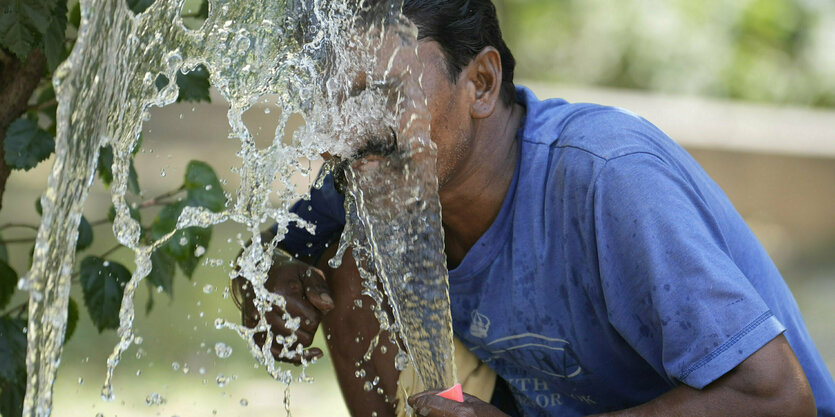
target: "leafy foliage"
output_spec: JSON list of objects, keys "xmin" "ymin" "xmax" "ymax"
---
[
  {"xmin": 496, "ymin": 0, "xmax": 835, "ymax": 107},
  {"xmin": 79, "ymin": 256, "xmax": 132, "ymax": 332},
  {"xmin": 0, "ymin": 317, "xmax": 26, "ymax": 417},
  {"xmin": 0, "ymin": 0, "xmax": 67, "ymax": 70},
  {"xmin": 0, "ymin": 375, "xmax": 25, "ymax": 417},
  {"xmin": 76, "ymin": 216, "xmax": 93, "ymax": 251},
  {"xmin": 64, "ymin": 297, "xmax": 78, "ymax": 343},
  {"xmin": 147, "ymin": 249, "xmax": 176, "ymax": 297},
  {"xmin": 185, "ymin": 160, "xmax": 225, "ymax": 212},
  {"xmin": 151, "ymin": 201, "xmax": 212, "ymax": 279},
  {"xmin": 0, "ymin": 0, "xmax": 221, "ymax": 414},
  {"xmin": 3, "ymin": 118, "xmax": 55, "ymax": 171},
  {"xmin": 154, "ymin": 65, "xmax": 213, "ymax": 104},
  {"xmin": 175, "ymin": 65, "xmax": 212, "ymax": 103},
  {"xmin": 0, "ymin": 259, "xmax": 17, "ymax": 311},
  {"xmin": 126, "ymin": 0, "xmax": 156, "ymax": 15},
  {"xmin": 97, "ymin": 145, "xmax": 142, "ymax": 194},
  {"xmin": 0, "ymin": 318, "xmax": 26, "ymax": 384}
]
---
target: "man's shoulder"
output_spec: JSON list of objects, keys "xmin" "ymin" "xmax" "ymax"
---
[{"xmin": 517, "ymin": 86, "xmax": 675, "ymax": 162}]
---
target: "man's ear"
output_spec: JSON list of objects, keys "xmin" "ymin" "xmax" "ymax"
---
[{"xmin": 463, "ymin": 46, "xmax": 503, "ymax": 119}]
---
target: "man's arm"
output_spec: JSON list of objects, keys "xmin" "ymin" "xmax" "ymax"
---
[
  {"xmin": 590, "ymin": 334, "xmax": 815, "ymax": 417},
  {"xmin": 408, "ymin": 334, "xmax": 814, "ymax": 417},
  {"xmin": 317, "ymin": 243, "xmax": 402, "ymax": 417}
]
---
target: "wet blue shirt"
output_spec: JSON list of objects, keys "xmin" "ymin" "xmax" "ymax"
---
[{"xmin": 281, "ymin": 86, "xmax": 835, "ymax": 416}]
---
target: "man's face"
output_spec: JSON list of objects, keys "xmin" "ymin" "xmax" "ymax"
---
[{"xmin": 327, "ymin": 29, "xmax": 471, "ymax": 189}]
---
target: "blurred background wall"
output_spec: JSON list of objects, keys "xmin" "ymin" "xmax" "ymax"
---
[{"xmin": 1, "ymin": 1, "xmax": 832, "ymax": 415}]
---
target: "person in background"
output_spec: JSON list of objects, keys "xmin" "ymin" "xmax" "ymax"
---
[{"xmin": 234, "ymin": 0, "xmax": 835, "ymax": 415}]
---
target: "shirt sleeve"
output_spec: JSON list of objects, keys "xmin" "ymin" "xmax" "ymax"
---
[
  {"xmin": 592, "ymin": 152, "xmax": 785, "ymax": 389},
  {"xmin": 275, "ymin": 172, "xmax": 347, "ymax": 259}
]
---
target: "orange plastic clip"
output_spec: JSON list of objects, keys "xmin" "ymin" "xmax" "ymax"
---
[{"xmin": 436, "ymin": 383, "xmax": 464, "ymax": 403}]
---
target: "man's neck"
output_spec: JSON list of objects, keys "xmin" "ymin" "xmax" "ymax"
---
[{"xmin": 439, "ymin": 102, "xmax": 524, "ymax": 268}]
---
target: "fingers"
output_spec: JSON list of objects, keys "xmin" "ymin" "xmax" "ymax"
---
[
  {"xmin": 299, "ymin": 266, "xmax": 335, "ymax": 313},
  {"xmin": 269, "ymin": 344, "xmax": 323, "ymax": 365}
]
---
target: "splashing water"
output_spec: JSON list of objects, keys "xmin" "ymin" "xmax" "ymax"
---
[{"xmin": 21, "ymin": 0, "xmax": 455, "ymax": 415}]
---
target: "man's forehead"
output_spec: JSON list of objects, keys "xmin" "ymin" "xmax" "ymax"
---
[{"xmin": 346, "ymin": 38, "xmax": 443, "ymax": 86}]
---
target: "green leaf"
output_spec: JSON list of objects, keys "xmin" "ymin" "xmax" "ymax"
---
[
  {"xmin": 98, "ymin": 145, "xmax": 140, "ymax": 193},
  {"xmin": 196, "ymin": 0, "xmax": 208, "ymax": 18},
  {"xmin": 176, "ymin": 65, "xmax": 211, "ymax": 103},
  {"xmin": 3, "ymin": 117, "xmax": 55, "ymax": 171},
  {"xmin": 150, "ymin": 201, "xmax": 211, "ymax": 278},
  {"xmin": 97, "ymin": 145, "xmax": 114, "ymax": 186},
  {"xmin": 0, "ymin": 317, "xmax": 26, "ymax": 384},
  {"xmin": 107, "ymin": 204, "xmax": 142, "ymax": 225},
  {"xmin": 0, "ymin": 233, "xmax": 8, "ymax": 263},
  {"xmin": 147, "ymin": 250, "xmax": 175, "ymax": 296},
  {"xmin": 150, "ymin": 201, "xmax": 183, "ymax": 238},
  {"xmin": 76, "ymin": 216, "xmax": 93, "ymax": 251},
  {"xmin": 184, "ymin": 160, "xmax": 225, "ymax": 212},
  {"xmin": 144, "ymin": 288, "xmax": 154, "ymax": 314},
  {"xmin": 36, "ymin": 85, "xmax": 57, "ymax": 124},
  {"xmin": 128, "ymin": 159, "xmax": 141, "ymax": 194},
  {"xmin": 64, "ymin": 297, "xmax": 79, "ymax": 343},
  {"xmin": 19, "ymin": 1, "xmax": 51, "ymax": 33},
  {"xmin": 154, "ymin": 73, "xmax": 169, "ymax": 91},
  {"xmin": 79, "ymin": 256, "xmax": 131, "ymax": 332},
  {"xmin": 42, "ymin": 0, "xmax": 67, "ymax": 72},
  {"xmin": 0, "ymin": 259, "xmax": 18, "ymax": 311},
  {"xmin": 68, "ymin": 2, "xmax": 80, "ymax": 28},
  {"xmin": 0, "ymin": 376, "xmax": 25, "ymax": 417},
  {"xmin": 0, "ymin": 4, "xmax": 38, "ymax": 60},
  {"xmin": 126, "ymin": 0, "xmax": 156, "ymax": 14}
]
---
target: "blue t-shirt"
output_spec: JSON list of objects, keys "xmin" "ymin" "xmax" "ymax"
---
[{"xmin": 281, "ymin": 86, "xmax": 835, "ymax": 416}]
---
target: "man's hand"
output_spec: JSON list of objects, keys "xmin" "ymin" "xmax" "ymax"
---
[
  {"xmin": 407, "ymin": 391, "xmax": 510, "ymax": 417},
  {"xmin": 232, "ymin": 252, "xmax": 335, "ymax": 364}
]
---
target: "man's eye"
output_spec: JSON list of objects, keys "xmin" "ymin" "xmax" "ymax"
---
[{"xmin": 349, "ymin": 80, "xmax": 394, "ymax": 98}]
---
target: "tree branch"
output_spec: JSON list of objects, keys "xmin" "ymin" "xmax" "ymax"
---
[
  {"xmin": 138, "ymin": 185, "xmax": 185, "ymax": 208},
  {"xmin": 27, "ymin": 98, "xmax": 58, "ymax": 113},
  {"xmin": 0, "ymin": 223, "xmax": 39, "ymax": 232}
]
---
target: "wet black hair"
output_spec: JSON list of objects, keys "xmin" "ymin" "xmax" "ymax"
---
[{"xmin": 402, "ymin": 0, "xmax": 517, "ymax": 106}]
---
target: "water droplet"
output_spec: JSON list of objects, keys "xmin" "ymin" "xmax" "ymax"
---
[
  {"xmin": 214, "ymin": 342, "xmax": 233, "ymax": 359},
  {"xmin": 203, "ymin": 284, "xmax": 214, "ymax": 294},
  {"xmin": 195, "ymin": 246, "xmax": 206, "ymax": 257},
  {"xmin": 77, "ymin": 377, "xmax": 84, "ymax": 385},
  {"xmin": 171, "ymin": 361, "xmax": 180, "ymax": 371},
  {"xmin": 394, "ymin": 352, "xmax": 408, "ymax": 371},
  {"xmin": 216, "ymin": 374, "xmax": 230, "ymax": 387},
  {"xmin": 240, "ymin": 398, "xmax": 249, "ymax": 407},
  {"xmin": 145, "ymin": 392, "xmax": 166, "ymax": 406},
  {"xmin": 363, "ymin": 381, "xmax": 373, "ymax": 392},
  {"xmin": 160, "ymin": 169, "xmax": 166, "ymax": 177}
]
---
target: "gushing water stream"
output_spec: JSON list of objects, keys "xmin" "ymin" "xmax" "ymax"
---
[{"xmin": 21, "ymin": 0, "xmax": 455, "ymax": 415}]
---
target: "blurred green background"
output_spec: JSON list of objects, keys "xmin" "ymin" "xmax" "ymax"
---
[{"xmin": 1, "ymin": 0, "xmax": 834, "ymax": 416}]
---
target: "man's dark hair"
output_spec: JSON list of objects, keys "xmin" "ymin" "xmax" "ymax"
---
[{"xmin": 402, "ymin": 0, "xmax": 517, "ymax": 106}]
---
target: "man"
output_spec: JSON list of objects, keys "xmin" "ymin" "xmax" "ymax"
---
[{"xmin": 236, "ymin": 0, "xmax": 835, "ymax": 415}]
